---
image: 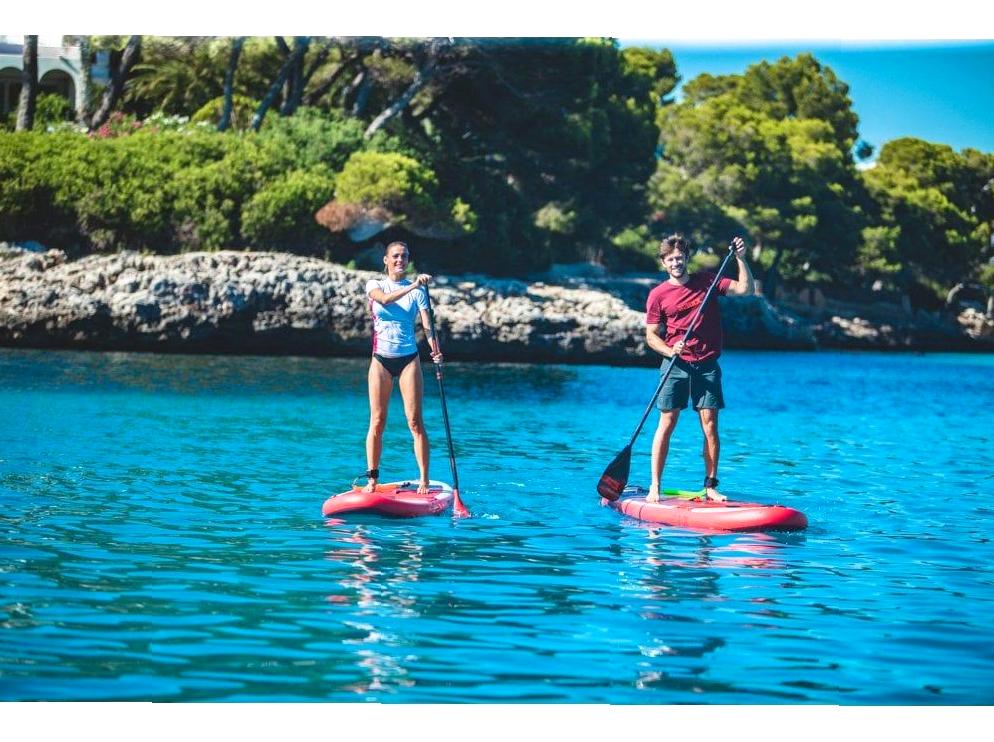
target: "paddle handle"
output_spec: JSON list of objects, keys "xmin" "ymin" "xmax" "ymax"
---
[
  {"xmin": 627, "ymin": 244, "xmax": 737, "ymax": 447},
  {"xmin": 423, "ymin": 286, "xmax": 469, "ymax": 517}
]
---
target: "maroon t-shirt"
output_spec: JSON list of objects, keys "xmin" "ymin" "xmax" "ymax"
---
[{"xmin": 645, "ymin": 271, "xmax": 733, "ymax": 363}]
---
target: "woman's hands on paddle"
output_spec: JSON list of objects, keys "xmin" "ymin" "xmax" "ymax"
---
[
  {"xmin": 420, "ymin": 278, "xmax": 443, "ymax": 364},
  {"xmin": 430, "ymin": 340, "xmax": 444, "ymax": 365},
  {"xmin": 730, "ymin": 236, "xmax": 747, "ymax": 258}
]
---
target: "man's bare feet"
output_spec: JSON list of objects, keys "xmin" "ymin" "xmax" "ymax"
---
[
  {"xmin": 417, "ymin": 480, "xmax": 430, "ymax": 494},
  {"xmin": 705, "ymin": 487, "xmax": 727, "ymax": 502},
  {"xmin": 646, "ymin": 487, "xmax": 661, "ymax": 503}
]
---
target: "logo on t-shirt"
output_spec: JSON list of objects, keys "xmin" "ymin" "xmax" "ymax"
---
[{"xmin": 673, "ymin": 294, "xmax": 703, "ymax": 316}]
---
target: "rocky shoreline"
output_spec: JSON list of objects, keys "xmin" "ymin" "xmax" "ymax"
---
[{"xmin": 1, "ymin": 246, "xmax": 991, "ymax": 365}]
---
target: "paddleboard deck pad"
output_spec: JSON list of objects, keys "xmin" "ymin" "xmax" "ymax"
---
[
  {"xmin": 322, "ymin": 480, "xmax": 453, "ymax": 518},
  {"xmin": 605, "ymin": 486, "xmax": 807, "ymax": 532}
]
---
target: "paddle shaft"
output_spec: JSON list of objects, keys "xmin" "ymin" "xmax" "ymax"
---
[
  {"xmin": 624, "ymin": 246, "xmax": 738, "ymax": 449},
  {"xmin": 423, "ymin": 287, "xmax": 461, "ymax": 494}
]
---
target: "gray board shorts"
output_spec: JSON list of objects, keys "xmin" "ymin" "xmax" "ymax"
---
[{"xmin": 657, "ymin": 357, "xmax": 725, "ymax": 411}]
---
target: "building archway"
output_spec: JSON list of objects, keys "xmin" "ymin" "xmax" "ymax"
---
[
  {"xmin": 0, "ymin": 66, "xmax": 21, "ymax": 117},
  {"xmin": 40, "ymin": 69, "xmax": 75, "ymax": 100},
  {"xmin": 39, "ymin": 69, "xmax": 76, "ymax": 119},
  {"xmin": 0, "ymin": 40, "xmax": 99, "ymax": 120}
]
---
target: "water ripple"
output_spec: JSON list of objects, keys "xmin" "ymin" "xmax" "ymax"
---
[{"xmin": 2, "ymin": 349, "xmax": 994, "ymax": 702}]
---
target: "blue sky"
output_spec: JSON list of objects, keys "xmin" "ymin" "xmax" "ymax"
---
[{"xmin": 631, "ymin": 40, "xmax": 994, "ymax": 157}]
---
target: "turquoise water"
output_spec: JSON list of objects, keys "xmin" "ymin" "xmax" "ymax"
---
[{"xmin": 1, "ymin": 348, "xmax": 993, "ymax": 703}]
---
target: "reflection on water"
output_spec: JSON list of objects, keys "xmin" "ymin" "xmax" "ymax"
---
[{"xmin": 323, "ymin": 524, "xmax": 426, "ymax": 696}]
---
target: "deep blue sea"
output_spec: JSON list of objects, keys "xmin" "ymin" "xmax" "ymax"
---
[{"xmin": 1, "ymin": 348, "xmax": 993, "ymax": 703}]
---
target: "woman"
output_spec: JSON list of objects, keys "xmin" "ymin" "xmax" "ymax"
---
[{"xmin": 362, "ymin": 241, "xmax": 442, "ymax": 494}]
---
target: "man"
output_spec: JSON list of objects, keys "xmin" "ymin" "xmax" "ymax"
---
[{"xmin": 644, "ymin": 234, "xmax": 754, "ymax": 502}]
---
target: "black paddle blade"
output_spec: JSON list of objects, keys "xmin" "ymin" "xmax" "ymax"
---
[{"xmin": 597, "ymin": 445, "xmax": 632, "ymax": 501}]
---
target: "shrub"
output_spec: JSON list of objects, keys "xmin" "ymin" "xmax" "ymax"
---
[
  {"xmin": 534, "ymin": 202, "xmax": 577, "ymax": 234},
  {"xmin": 0, "ymin": 120, "xmax": 430, "ymax": 257},
  {"xmin": 35, "ymin": 93, "xmax": 74, "ymax": 126},
  {"xmin": 258, "ymin": 107, "xmax": 364, "ymax": 170},
  {"xmin": 1, "ymin": 127, "xmax": 241, "ymax": 252},
  {"xmin": 241, "ymin": 168, "xmax": 337, "ymax": 253},
  {"xmin": 170, "ymin": 163, "xmax": 245, "ymax": 250},
  {"xmin": 334, "ymin": 151, "xmax": 438, "ymax": 214},
  {"xmin": 170, "ymin": 135, "xmax": 290, "ymax": 251},
  {"xmin": 70, "ymin": 135, "xmax": 177, "ymax": 250},
  {"xmin": 450, "ymin": 198, "xmax": 477, "ymax": 234},
  {"xmin": 0, "ymin": 133, "xmax": 56, "ymax": 241},
  {"xmin": 64, "ymin": 130, "xmax": 236, "ymax": 251},
  {"xmin": 191, "ymin": 95, "xmax": 259, "ymax": 131}
]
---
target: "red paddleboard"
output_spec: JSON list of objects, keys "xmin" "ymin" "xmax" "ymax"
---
[
  {"xmin": 604, "ymin": 486, "xmax": 807, "ymax": 532},
  {"xmin": 322, "ymin": 480, "xmax": 454, "ymax": 518}
]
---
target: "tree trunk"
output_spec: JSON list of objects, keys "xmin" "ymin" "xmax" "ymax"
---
[
  {"xmin": 87, "ymin": 35, "xmax": 142, "ymax": 131},
  {"xmin": 350, "ymin": 69, "xmax": 372, "ymax": 117},
  {"xmin": 301, "ymin": 39, "xmax": 335, "ymax": 89},
  {"xmin": 15, "ymin": 35, "xmax": 38, "ymax": 132},
  {"xmin": 76, "ymin": 35, "xmax": 92, "ymax": 126},
  {"xmin": 364, "ymin": 58, "xmax": 436, "ymax": 139},
  {"xmin": 218, "ymin": 36, "xmax": 245, "ymax": 131},
  {"xmin": 251, "ymin": 40, "xmax": 306, "ymax": 131},
  {"xmin": 303, "ymin": 53, "xmax": 360, "ymax": 106},
  {"xmin": 280, "ymin": 37, "xmax": 310, "ymax": 116},
  {"xmin": 307, "ymin": 38, "xmax": 380, "ymax": 107},
  {"xmin": 945, "ymin": 282, "xmax": 966, "ymax": 308}
]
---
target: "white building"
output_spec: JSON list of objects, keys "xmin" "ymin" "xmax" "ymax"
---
[{"xmin": 0, "ymin": 36, "xmax": 109, "ymax": 118}]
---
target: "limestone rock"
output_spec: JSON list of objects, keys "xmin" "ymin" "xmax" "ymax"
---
[{"xmin": 3, "ymin": 250, "xmax": 986, "ymax": 363}]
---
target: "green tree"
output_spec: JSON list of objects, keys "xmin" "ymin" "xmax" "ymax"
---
[
  {"xmin": 385, "ymin": 38, "xmax": 669, "ymax": 272},
  {"xmin": 862, "ymin": 137, "xmax": 994, "ymax": 298},
  {"xmin": 651, "ymin": 54, "xmax": 867, "ymax": 291},
  {"xmin": 682, "ymin": 53, "xmax": 858, "ymax": 153}
]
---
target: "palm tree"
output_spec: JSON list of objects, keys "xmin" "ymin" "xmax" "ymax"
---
[
  {"xmin": 15, "ymin": 35, "xmax": 38, "ymax": 131},
  {"xmin": 126, "ymin": 37, "xmax": 223, "ymax": 116},
  {"xmin": 75, "ymin": 35, "xmax": 93, "ymax": 126}
]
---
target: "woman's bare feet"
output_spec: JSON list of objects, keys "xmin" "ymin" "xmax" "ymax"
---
[
  {"xmin": 363, "ymin": 478, "xmax": 377, "ymax": 493},
  {"xmin": 417, "ymin": 479, "xmax": 430, "ymax": 494},
  {"xmin": 646, "ymin": 486, "xmax": 660, "ymax": 503}
]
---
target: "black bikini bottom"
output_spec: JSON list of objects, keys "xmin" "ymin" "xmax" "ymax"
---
[{"xmin": 374, "ymin": 352, "xmax": 419, "ymax": 379}]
